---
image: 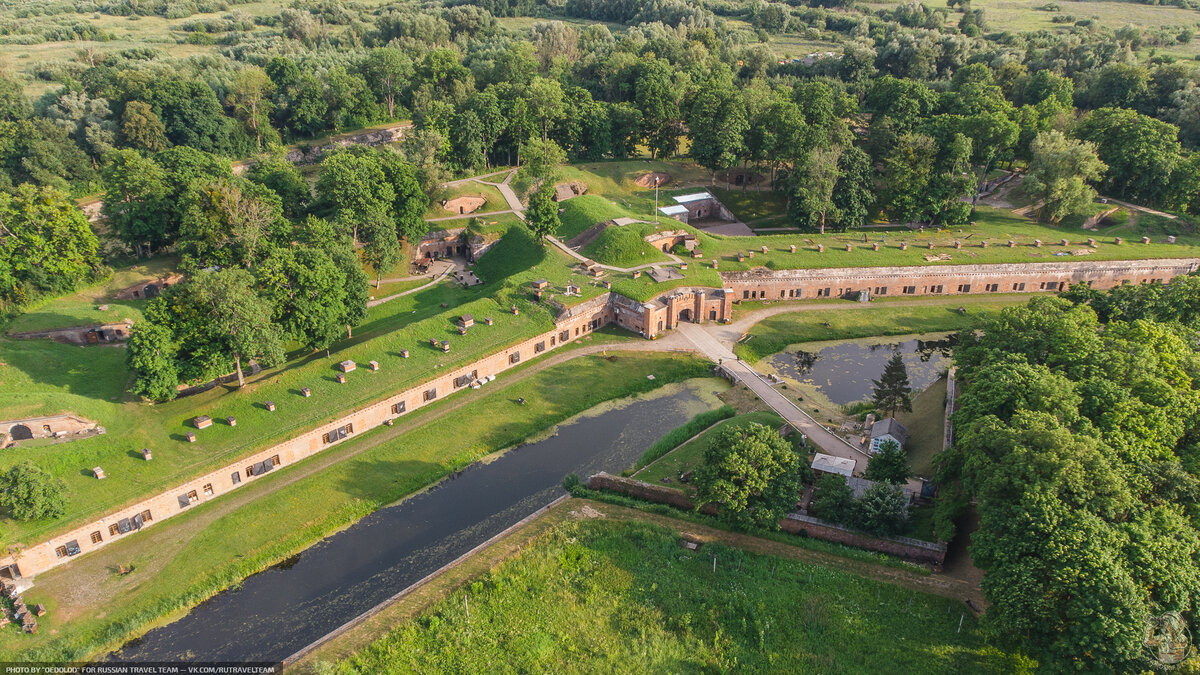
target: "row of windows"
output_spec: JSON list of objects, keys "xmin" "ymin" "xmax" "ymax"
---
[
  {"xmin": 322, "ymin": 424, "xmax": 353, "ymax": 444},
  {"xmin": 63, "ymin": 509, "xmax": 157, "ymax": 556},
  {"xmin": 737, "ymin": 281, "xmax": 1086, "ymax": 297}
]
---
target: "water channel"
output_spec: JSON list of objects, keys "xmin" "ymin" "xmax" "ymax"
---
[
  {"xmin": 107, "ymin": 382, "xmax": 718, "ymax": 663},
  {"xmin": 765, "ymin": 334, "xmax": 955, "ymax": 406}
]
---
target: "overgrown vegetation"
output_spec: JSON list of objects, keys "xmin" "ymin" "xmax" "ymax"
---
[
  {"xmin": 333, "ymin": 518, "xmax": 1025, "ymax": 674},
  {"xmin": 633, "ymin": 404, "xmax": 735, "ymax": 470}
]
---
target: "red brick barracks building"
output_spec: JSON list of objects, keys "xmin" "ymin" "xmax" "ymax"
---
[{"xmin": 4, "ymin": 257, "xmax": 1196, "ymax": 581}]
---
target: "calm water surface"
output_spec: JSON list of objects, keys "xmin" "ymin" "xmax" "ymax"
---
[
  {"xmin": 108, "ymin": 386, "xmax": 711, "ymax": 663},
  {"xmin": 766, "ymin": 334, "xmax": 955, "ymax": 405}
]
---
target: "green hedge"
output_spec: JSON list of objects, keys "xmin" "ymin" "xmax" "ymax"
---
[{"xmin": 633, "ymin": 405, "xmax": 736, "ymax": 470}]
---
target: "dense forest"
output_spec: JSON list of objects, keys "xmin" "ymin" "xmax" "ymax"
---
[
  {"xmin": 943, "ymin": 283, "xmax": 1200, "ymax": 672},
  {"xmin": 5, "ymin": 0, "xmax": 1200, "ymax": 312}
]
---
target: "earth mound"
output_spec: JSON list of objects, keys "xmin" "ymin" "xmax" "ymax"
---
[
  {"xmin": 442, "ymin": 195, "xmax": 487, "ymax": 215},
  {"xmin": 634, "ymin": 172, "xmax": 671, "ymax": 189}
]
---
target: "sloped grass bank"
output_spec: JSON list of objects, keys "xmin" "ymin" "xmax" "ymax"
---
[
  {"xmin": 1, "ymin": 352, "xmax": 709, "ymax": 661},
  {"xmin": 334, "ymin": 517, "xmax": 1027, "ymax": 674}
]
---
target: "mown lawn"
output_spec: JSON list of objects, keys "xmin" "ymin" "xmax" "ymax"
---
[
  {"xmin": 710, "ymin": 187, "xmax": 789, "ymax": 222},
  {"xmin": 895, "ymin": 376, "xmax": 948, "ymax": 478},
  {"xmin": 0, "ymin": 352, "xmax": 710, "ymax": 661},
  {"xmin": 0, "ymin": 228, "xmax": 610, "ymax": 547},
  {"xmin": 557, "ymin": 194, "xmax": 644, "ymax": 241},
  {"xmin": 333, "ymin": 518, "xmax": 1028, "ymax": 674},
  {"xmin": 424, "ymin": 182, "xmax": 508, "ymax": 219},
  {"xmin": 634, "ymin": 410, "xmax": 785, "ymax": 487},
  {"xmin": 697, "ymin": 206, "xmax": 1200, "ymax": 272},
  {"xmin": 733, "ymin": 298, "xmax": 1027, "ymax": 363}
]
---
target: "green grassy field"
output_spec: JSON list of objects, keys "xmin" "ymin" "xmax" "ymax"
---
[
  {"xmin": 333, "ymin": 517, "xmax": 1027, "ymax": 674},
  {"xmin": 733, "ymin": 297, "xmax": 1028, "ymax": 363},
  {"xmin": 425, "ymin": 182, "xmax": 508, "ymax": 219},
  {"xmin": 0, "ymin": 352, "xmax": 712, "ymax": 661},
  {"xmin": 582, "ymin": 223, "xmax": 673, "ymax": 267},
  {"xmin": 556, "ymin": 194, "xmax": 645, "ymax": 241},
  {"xmin": 710, "ymin": 187, "xmax": 790, "ymax": 222},
  {"xmin": 634, "ymin": 410, "xmax": 785, "ymax": 486},
  {"xmin": 4, "ymin": 256, "xmax": 177, "ymax": 334},
  {"xmin": 0, "ymin": 227, "xmax": 614, "ymax": 547},
  {"xmin": 895, "ymin": 376, "xmax": 949, "ymax": 478}
]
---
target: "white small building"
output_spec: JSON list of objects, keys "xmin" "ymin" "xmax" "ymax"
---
[
  {"xmin": 870, "ymin": 417, "xmax": 909, "ymax": 453},
  {"xmin": 811, "ymin": 453, "xmax": 856, "ymax": 478},
  {"xmin": 658, "ymin": 192, "xmax": 735, "ymax": 224}
]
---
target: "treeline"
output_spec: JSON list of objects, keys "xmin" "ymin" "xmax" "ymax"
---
[
  {"xmin": 941, "ymin": 283, "xmax": 1200, "ymax": 671},
  {"xmin": 122, "ymin": 142, "xmax": 429, "ymax": 401}
]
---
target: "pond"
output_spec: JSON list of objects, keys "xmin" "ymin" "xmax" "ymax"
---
[
  {"xmin": 106, "ymin": 382, "xmax": 720, "ymax": 663},
  {"xmin": 764, "ymin": 334, "xmax": 955, "ymax": 406}
]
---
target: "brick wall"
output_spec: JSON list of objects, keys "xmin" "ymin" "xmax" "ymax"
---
[
  {"xmin": 7, "ymin": 295, "xmax": 615, "ymax": 579},
  {"xmin": 587, "ymin": 472, "xmax": 947, "ymax": 566},
  {"xmin": 719, "ymin": 258, "xmax": 1200, "ymax": 301}
]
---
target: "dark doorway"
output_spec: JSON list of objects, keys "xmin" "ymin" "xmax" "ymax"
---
[
  {"xmin": 9, "ymin": 425, "xmax": 32, "ymax": 441},
  {"xmin": 679, "ymin": 309, "xmax": 692, "ymax": 323}
]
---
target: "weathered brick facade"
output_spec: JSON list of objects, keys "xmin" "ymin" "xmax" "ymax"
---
[
  {"xmin": 720, "ymin": 258, "xmax": 1200, "ymax": 301},
  {"xmin": 9, "ymin": 257, "xmax": 1197, "ymax": 580},
  {"xmin": 5, "ymin": 294, "xmax": 616, "ymax": 580}
]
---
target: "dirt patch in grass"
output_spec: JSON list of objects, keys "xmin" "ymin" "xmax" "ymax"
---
[
  {"xmin": 442, "ymin": 195, "xmax": 487, "ymax": 215},
  {"xmin": 634, "ymin": 172, "xmax": 670, "ymax": 189}
]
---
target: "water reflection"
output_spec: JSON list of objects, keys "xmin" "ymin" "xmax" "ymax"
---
[
  {"xmin": 769, "ymin": 335, "xmax": 955, "ymax": 405},
  {"xmin": 107, "ymin": 387, "xmax": 710, "ymax": 663}
]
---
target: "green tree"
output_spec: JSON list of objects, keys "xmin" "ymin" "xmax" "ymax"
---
[
  {"xmin": 247, "ymin": 156, "xmax": 311, "ymax": 219},
  {"xmin": 359, "ymin": 47, "xmax": 413, "ymax": 120},
  {"xmin": 526, "ymin": 181, "xmax": 560, "ymax": 245},
  {"xmin": 315, "ymin": 149, "xmax": 395, "ymax": 241},
  {"xmin": 788, "ymin": 146, "xmax": 842, "ymax": 234},
  {"xmin": 119, "ymin": 100, "xmax": 169, "ymax": 153},
  {"xmin": 519, "ymin": 136, "xmax": 566, "ymax": 182},
  {"xmin": 126, "ymin": 320, "xmax": 180, "ymax": 402},
  {"xmin": 0, "ymin": 184, "xmax": 101, "ymax": 303},
  {"xmin": 694, "ymin": 422, "xmax": 803, "ymax": 529},
  {"xmin": 359, "ymin": 211, "xmax": 402, "ymax": 287},
  {"xmin": 378, "ymin": 149, "xmax": 429, "ymax": 244},
  {"xmin": 1075, "ymin": 107, "xmax": 1183, "ymax": 205},
  {"xmin": 101, "ymin": 149, "xmax": 168, "ymax": 257},
  {"xmin": 0, "ymin": 462, "xmax": 67, "ymax": 521},
  {"xmin": 830, "ymin": 145, "xmax": 873, "ymax": 230},
  {"xmin": 258, "ymin": 244, "xmax": 367, "ymax": 353},
  {"xmin": 688, "ymin": 74, "xmax": 748, "ymax": 182},
  {"xmin": 1024, "ymin": 130, "xmax": 1107, "ymax": 223},
  {"xmin": 809, "ymin": 472, "xmax": 855, "ymax": 524},
  {"xmin": 635, "ymin": 59, "xmax": 683, "ymax": 159},
  {"xmin": 226, "ymin": 67, "xmax": 277, "ymax": 150},
  {"xmin": 178, "ymin": 177, "xmax": 284, "ymax": 270},
  {"xmin": 871, "ymin": 351, "xmax": 913, "ymax": 416},
  {"xmin": 187, "ymin": 268, "xmax": 285, "ymax": 388},
  {"xmin": 865, "ymin": 439, "xmax": 912, "ymax": 484},
  {"xmin": 852, "ymin": 482, "xmax": 909, "ymax": 535}
]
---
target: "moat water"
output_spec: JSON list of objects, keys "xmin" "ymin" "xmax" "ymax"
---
[
  {"xmin": 106, "ymin": 384, "xmax": 715, "ymax": 663},
  {"xmin": 765, "ymin": 334, "xmax": 955, "ymax": 405}
]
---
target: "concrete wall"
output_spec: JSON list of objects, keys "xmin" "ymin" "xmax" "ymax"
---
[
  {"xmin": 719, "ymin": 258, "xmax": 1200, "ymax": 301},
  {"xmin": 6, "ymin": 295, "xmax": 615, "ymax": 579}
]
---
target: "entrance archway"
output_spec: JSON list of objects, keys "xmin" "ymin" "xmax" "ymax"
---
[
  {"xmin": 9, "ymin": 424, "xmax": 32, "ymax": 441},
  {"xmin": 678, "ymin": 309, "xmax": 692, "ymax": 323}
]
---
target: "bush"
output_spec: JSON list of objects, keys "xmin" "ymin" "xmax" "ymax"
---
[{"xmin": 634, "ymin": 405, "xmax": 736, "ymax": 469}]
